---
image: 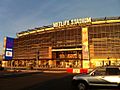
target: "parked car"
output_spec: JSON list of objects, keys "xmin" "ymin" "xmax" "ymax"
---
[{"xmin": 72, "ymin": 66, "xmax": 120, "ymax": 90}]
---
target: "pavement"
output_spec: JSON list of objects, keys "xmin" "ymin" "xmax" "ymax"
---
[
  {"xmin": 0, "ymin": 69, "xmax": 67, "ymax": 78},
  {"xmin": 0, "ymin": 68, "xmax": 92, "ymax": 78},
  {"xmin": 0, "ymin": 70, "xmax": 41, "ymax": 78}
]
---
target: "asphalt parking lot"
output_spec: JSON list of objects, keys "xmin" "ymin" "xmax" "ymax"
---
[{"xmin": 0, "ymin": 70, "xmax": 119, "ymax": 90}]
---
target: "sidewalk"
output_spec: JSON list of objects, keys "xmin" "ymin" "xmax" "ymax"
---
[
  {"xmin": 0, "ymin": 69, "xmax": 68, "ymax": 78},
  {"xmin": 0, "ymin": 70, "xmax": 42, "ymax": 78}
]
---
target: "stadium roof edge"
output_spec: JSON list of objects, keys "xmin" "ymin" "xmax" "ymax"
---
[
  {"xmin": 92, "ymin": 16, "xmax": 120, "ymax": 21},
  {"xmin": 17, "ymin": 16, "xmax": 120, "ymax": 37}
]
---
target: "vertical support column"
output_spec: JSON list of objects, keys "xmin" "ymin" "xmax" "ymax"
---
[
  {"xmin": 82, "ymin": 27, "xmax": 90, "ymax": 68},
  {"xmin": 11, "ymin": 60, "xmax": 13, "ymax": 70},
  {"xmin": 48, "ymin": 60, "xmax": 53, "ymax": 67},
  {"xmin": 36, "ymin": 50, "xmax": 39, "ymax": 69},
  {"xmin": 49, "ymin": 47, "xmax": 52, "ymax": 58}
]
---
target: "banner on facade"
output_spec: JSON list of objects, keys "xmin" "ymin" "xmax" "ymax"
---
[
  {"xmin": 3, "ymin": 37, "xmax": 14, "ymax": 60},
  {"xmin": 82, "ymin": 27, "xmax": 89, "ymax": 60},
  {"xmin": 82, "ymin": 27, "xmax": 90, "ymax": 68}
]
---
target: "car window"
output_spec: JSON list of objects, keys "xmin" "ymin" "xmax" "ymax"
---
[
  {"xmin": 93, "ymin": 69, "xmax": 106, "ymax": 76},
  {"xmin": 106, "ymin": 68, "xmax": 120, "ymax": 75}
]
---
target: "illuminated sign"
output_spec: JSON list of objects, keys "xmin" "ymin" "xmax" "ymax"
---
[
  {"xmin": 3, "ymin": 37, "xmax": 14, "ymax": 60},
  {"xmin": 53, "ymin": 17, "xmax": 91, "ymax": 27}
]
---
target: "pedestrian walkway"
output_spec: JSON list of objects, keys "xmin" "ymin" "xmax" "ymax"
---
[
  {"xmin": 0, "ymin": 70, "xmax": 42, "ymax": 78},
  {"xmin": 0, "ymin": 69, "xmax": 68, "ymax": 78}
]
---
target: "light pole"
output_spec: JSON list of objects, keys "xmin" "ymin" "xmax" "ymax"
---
[
  {"xmin": 107, "ymin": 56, "xmax": 110, "ymax": 66},
  {"xmin": 36, "ymin": 50, "xmax": 39, "ymax": 70}
]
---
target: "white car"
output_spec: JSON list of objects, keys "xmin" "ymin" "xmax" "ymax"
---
[{"xmin": 72, "ymin": 66, "xmax": 120, "ymax": 90}]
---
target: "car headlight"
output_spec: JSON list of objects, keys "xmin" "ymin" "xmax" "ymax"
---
[{"xmin": 73, "ymin": 76, "xmax": 77, "ymax": 80}]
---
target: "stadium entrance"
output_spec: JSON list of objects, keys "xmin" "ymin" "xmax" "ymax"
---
[{"xmin": 52, "ymin": 47, "xmax": 82, "ymax": 68}]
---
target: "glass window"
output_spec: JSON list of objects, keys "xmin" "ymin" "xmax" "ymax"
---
[
  {"xmin": 94, "ymin": 68, "xmax": 106, "ymax": 76},
  {"xmin": 106, "ymin": 68, "xmax": 120, "ymax": 75}
]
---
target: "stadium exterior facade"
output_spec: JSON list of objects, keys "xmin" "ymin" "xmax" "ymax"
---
[{"xmin": 3, "ymin": 16, "xmax": 120, "ymax": 68}]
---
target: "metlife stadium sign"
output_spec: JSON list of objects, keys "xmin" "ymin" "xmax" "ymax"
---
[
  {"xmin": 3, "ymin": 37, "xmax": 14, "ymax": 60},
  {"xmin": 53, "ymin": 17, "xmax": 91, "ymax": 27}
]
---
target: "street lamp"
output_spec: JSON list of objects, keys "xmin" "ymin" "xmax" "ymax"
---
[
  {"xmin": 107, "ymin": 56, "xmax": 111, "ymax": 66},
  {"xmin": 36, "ymin": 50, "xmax": 39, "ymax": 70}
]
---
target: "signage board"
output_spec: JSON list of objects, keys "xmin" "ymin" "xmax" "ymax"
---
[
  {"xmin": 53, "ymin": 17, "xmax": 91, "ymax": 27},
  {"xmin": 82, "ymin": 27, "xmax": 90, "ymax": 68},
  {"xmin": 82, "ymin": 27, "xmax": 89, "ymax": 60},
  {"xmin": 3, "ymin": 37, "xmax": 14, "ymax": 60}
]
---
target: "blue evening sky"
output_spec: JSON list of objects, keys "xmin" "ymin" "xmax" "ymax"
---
[{"xmin": 0, "ymin": 0, "xmax": 120, "ymax": 54}]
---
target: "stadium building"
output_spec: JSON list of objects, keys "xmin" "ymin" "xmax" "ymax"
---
[{"xmin": 3, "ymin": 16, "xmax": 120, "ymax": 68}]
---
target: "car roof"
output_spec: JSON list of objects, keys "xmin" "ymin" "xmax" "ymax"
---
[{"xmin": 95, "ymin": 65, "xmax": 120, "ymax": 69}]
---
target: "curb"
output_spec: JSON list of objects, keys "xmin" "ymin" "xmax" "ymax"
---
[{"xmin": 43, "ymin": 71, "xmax": 66, "ymax": 73}]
